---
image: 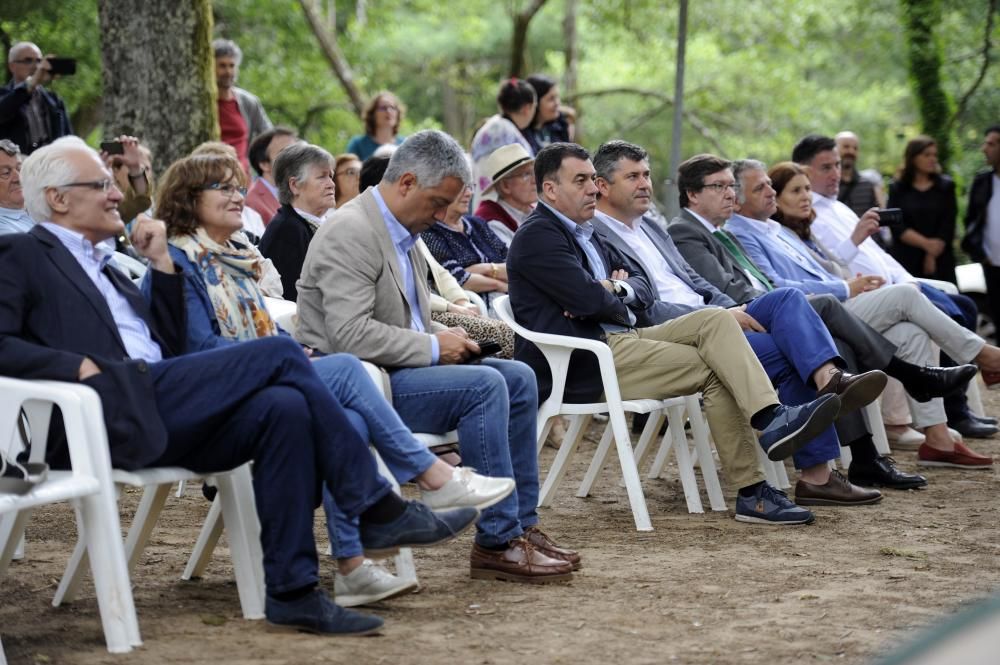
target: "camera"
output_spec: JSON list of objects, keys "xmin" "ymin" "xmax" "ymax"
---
[{"xmin": 876, "ymin": 208, "xmax": 903, "ymax": 227}]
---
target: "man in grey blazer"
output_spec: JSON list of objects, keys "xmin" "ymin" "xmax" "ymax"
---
[
  {"xmin": 295, "ymin": 130, "xmax": 579, "ymax": 583},
  {"xmin": 593, "ymin": 141, "xmax": 925, "ymax": 494}
]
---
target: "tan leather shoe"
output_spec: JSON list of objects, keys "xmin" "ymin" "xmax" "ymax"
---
[
  {"xmin": 794, "ymin": 469, "xmax": 883, "ymax": 506},
  {"xmin": 470, "ymin": 538, "xmax": 574, "ymax": 584},
  {"xmin": 523, "ymin": 525, "xmax": 581, "ymax": 570}
]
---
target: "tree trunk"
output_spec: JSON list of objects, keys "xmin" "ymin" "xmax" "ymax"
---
[
  {"xmin": 562, "ymin": 0, "xmax": 579, "ymax": 139},
  {"xmin": 900, "ymin": 0, "xmax": 955, "ymax": 167},
  {"xmin": 299, "ymin": 0, "xmax": 367, "ymax": 116},
  {"xmin": 509, "ymin": 0, "xmax": 549, "ymax": 77},
  {"xmin": 98, "ymin": 0, "xmax": 216, "ymax": 176}
]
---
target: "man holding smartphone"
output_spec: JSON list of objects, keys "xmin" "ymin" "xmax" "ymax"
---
[{"xmin": 0, "ymin": 42, "xmax": 74, "ymax": 154}]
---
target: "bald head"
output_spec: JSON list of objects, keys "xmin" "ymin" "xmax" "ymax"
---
[{"xmin": 835, "ymin": 131, "xmax": 860, "ymax": 173}]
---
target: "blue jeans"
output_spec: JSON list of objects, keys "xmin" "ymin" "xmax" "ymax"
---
[
  {"xmin": 311, "ymin": 353, "xmax": 439, "ymax": 560},
  {"xmin": 745, "ymin": 288, "xmax": 844, "ymax": 469},
  {"xmin": 389, "ymin": 358, "xmax": 540, "ymax": 548}
]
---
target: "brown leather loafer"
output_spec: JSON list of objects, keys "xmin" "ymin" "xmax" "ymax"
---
[
  {"xmin": 523, "ymin": 525, "xmax": 581, "ymax": 570},
  {"xmin": 470, "ymin": 538, "xmax": 574, "ymax": 584},
  {"xmin": 816, "ymin": 369, "xmax": 887, "ymax": 415},
  {"xmin": 794, "ymin": 469, "xmax": 882, "ymax": 506}
]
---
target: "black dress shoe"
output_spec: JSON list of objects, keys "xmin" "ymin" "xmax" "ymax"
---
[
  {"xmin": 848, "ymin": 456, "xmax": 928, "ymax": 490},
  {"xmin": 816, "ymin": 369, "xmax": 887, "ymax": 414},
  {"xmin": 902, "ymin": 364, "xmax": 978, "ymax": 402},
  {"xmin": 971, "ymin": 414, "xmax": 999, "ymax": 426},
  {"xmin": 949, "ymin": 417, "xmax": 999, "ymax": 439}
]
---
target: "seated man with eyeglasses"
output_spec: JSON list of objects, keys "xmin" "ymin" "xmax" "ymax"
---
[
  {"xmin": 0, "ymin": 135, "xmax": 482, "ymax": 634},
  {"xmin": 0, "ymin": 42, "xmax": 73, "ymax": 154},
  {"xmin": 474, "ymin": 144, "xmax": 538, "ymax": 246}
]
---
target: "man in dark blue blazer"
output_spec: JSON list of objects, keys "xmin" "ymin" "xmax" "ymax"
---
[
  {"xmin": 0, "ymin": 137, "xmax": 477, "ymax": 635},
  {"xmin": 0, "ymin": 43, "xmax": 73, "ymax": 154},
  {"xmin": 508, "ymin": 142, "xmax": 848, "ymax": 526},
  {"xmin": 592, "ymin": 141, "xmax": 923, "ymax": 496}
]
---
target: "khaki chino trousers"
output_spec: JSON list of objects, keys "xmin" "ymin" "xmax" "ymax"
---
[{"xmin": 606, "ymin": 308, "xmax": 776, "ymax": 490}]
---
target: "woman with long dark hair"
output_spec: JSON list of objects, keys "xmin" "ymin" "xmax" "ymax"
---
[{"xmin": 887, "ymin": 136, "xmax": 957, "ymax": 283}]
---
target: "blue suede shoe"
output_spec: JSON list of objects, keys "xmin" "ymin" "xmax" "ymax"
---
[
  {"xmin": 734, "ymin": 482, "xmax": 814, "ymax": 525},
  {"xmin": 757, "ymin": 394, "xmax": 841, "ymax": 461},
  {"xmin": 265, "ymin": 588, "xmax": 383, "ymax": 635},
  {"xmin": 360, "ymin": 501, "xmax": 479, "ymax": 557}
]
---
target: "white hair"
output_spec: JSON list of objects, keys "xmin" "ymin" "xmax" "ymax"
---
[
  {"xmin": 7, "ymin": 41, "xmax": 39, "ymax": 63},
  {"xmin": 20, "ymin": 136, "xmax": 92, "ymax": 221}
]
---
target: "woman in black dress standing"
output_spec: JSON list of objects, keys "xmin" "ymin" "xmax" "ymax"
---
[{"xmin": 887, "ymin": 136, "xmax": 957, "ymax": 283}]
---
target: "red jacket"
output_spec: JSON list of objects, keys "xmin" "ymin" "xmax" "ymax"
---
[
  {"xmin": 474, "ymin": 199, "xmax": 518, "ymax": 233},
  {"xmin": 245, "ymin": 178, "xmax": 280, "ymax": 225}
]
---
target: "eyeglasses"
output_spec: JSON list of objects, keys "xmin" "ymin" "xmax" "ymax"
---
[
  {"xmin": 203, "ymin": 182, "xmax": 247, "ymax": 198},
  {"xmin": 13, "ymin": 58, "xmax": 43, "ymax": 65},
  {"xmin": 0, "ymin": 166, "xmax": 20, "ymax": 180},
  {"xmin": 700, "ymin": 182, "xmax": 737, "ymax": 193},
  {"xmin": 506, "ymin": 171, "xmax": 535, "ymax": 183},
  {"xmin": 62, "ymin": 179, "xmax": 115, "ymax": 192},
  {"xmin": 336, "ymin": 168, "xmax": 360, "ymax": 178},
  {"xmin": 375, "ymin": 105, "xmax": 398, "ymax": 113}
]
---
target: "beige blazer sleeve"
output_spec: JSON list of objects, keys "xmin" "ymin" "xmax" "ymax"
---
[{"xmin": 295, "ymin": 189, "xmax": 437, "ymax": 366}]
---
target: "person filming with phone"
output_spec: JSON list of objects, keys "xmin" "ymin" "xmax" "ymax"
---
[{"xmin": 0, "ymin": 42, "xmax": 74, "ymax": 154}]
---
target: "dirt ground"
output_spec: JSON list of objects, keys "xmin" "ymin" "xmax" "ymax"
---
[{"xmin": 2, "ymin": 387, "xmax": 999, "ymax": 665}]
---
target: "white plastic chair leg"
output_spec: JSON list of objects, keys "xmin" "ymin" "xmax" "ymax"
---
[
  {"xmin": 213, "ymin": 468, "xmax": 265, "ymax": 620},
  {"xmin": 607, "ymin": 409, "xmax": 653, "ymax": 531},
  {"xmin": 576, "ymin": 423, "xmax": 614, "ymax": 498},
  {"xmin": 966, "ymin": 379, "xmax": 985, "ymax": 417},
  {"xmin": 864, "ymin": 401, "xmax": 891, "ymax": 456},
  {"xmin": 665, "ymin": 403, "xmax": 704, "ymax": 514},
  {"xmin": 648, "ymin": 424, "xmax": 675, "ymax": 480},
  {"xmin": 182, "ymin": 497, "xmax": 224, "ymax": 581},
  {"xmin": 633, "ymin": 411, "xmax": 666, "ymax": 470},
  {"xmin": 686, "ymin": 396, "xmax": 727, "ymax": 512},
  {"xmin": 0, "ymin": 510, "xmax": 32, "ymax": 578},
  {"xmin": 537, "ymin": 415, "xmax": 590, "ymax": 507}
]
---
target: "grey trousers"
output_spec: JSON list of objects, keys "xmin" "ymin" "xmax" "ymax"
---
[{"xmin": 845, "ymin": 284, "xmax": 984, "ymax": 428}]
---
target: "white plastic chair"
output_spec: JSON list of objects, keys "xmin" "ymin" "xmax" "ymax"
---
[
  {"xmin": 0, "ymin": 377, "xmax": 140, "ymax": 654},
  {"xmin": 464, "ymin": 290, "xmax": 489, "ymax": 317},
  {"xmin": 54, "ymin": 462, "xmax": 265, "ymax": 620},
  {"xmin": 494, "ymin": 296, "xmax": 726, "ymax": 531}
]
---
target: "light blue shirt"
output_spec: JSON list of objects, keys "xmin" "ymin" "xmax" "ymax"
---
[
  {"xmin": 0, "ymin": 206, "xmax": 34, "ymax": 235},
  {"xmin": 371, "ymin": 187, "xmax": 439, "ymax": 364},
  {"xmin": 540, "ymin": 201, "xmax": 635, "ymax": 329},
  {"xmin": 40, "ymin": 222, "xmax": 163, "ymax": 363}
]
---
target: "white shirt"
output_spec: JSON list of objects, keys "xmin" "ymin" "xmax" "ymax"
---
[
  {"xmin": 597, "ymin": 211, "xmax": 703, "ymax": 307},
  {"xmin": 984, "ymin": 174, "xmax": 1000, "ymax": 264},
  {"xmin": 810, "ymin": 193, "xmax": 915, "ymax": 284},
  {"xmin": 241, "ymin": 206, "xmax": 265, "ymax": 238}
]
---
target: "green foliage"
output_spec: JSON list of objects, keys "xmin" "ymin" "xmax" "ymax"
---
[
  {"xmin": 900, "ymin": 0, "xmax": 956, "ymax": 167},
  {"xmin": 6, "ymin": 0, "xmax": 997, "ymax": 206}
]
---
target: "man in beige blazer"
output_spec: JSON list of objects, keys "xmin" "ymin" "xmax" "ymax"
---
[{"xmin": 296, "ymin": 130, "xmax": 579, "ymax": 584}]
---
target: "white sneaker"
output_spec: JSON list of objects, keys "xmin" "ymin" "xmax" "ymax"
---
[
  {"xmin": 420, "ymin": 467, "xmax": 515, "ymax": 511},
  {"xmin": 886, "ymin": 426, "xmax": 925, "ymax": 450},
  {"xmin": 333, "ymin": 560, "xmax": 418, "ymax": 607}
]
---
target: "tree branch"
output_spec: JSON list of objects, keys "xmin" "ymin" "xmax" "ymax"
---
[
  {"xmin": 572, "ymin": 86, "xmax": 725, "ymax": 154},
  {"xmin": 299, "ymin": 0, "xmax": 367, "ymax": 116},
  {"xmin": 509, "ymin": 0, "xmax": 550, "ymax": 77},
  {"xmin": 949, "ymin": 0, "xmax": 996, "ymax": 129}
]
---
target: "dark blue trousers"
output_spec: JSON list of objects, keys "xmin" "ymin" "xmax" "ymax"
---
[
  {"xmin": 744, "ymin": 288, "xmax": 844, "ymax": 469},
  {"xmin": 147, "ymin": 336, "xmax": 393, "ymax": 594}
]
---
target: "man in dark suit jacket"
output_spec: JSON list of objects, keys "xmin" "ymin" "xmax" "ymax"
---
[
  {"xmin": 0, "ymin": 136, "xmax": 477, "ymax": 635},
  {"xmin": 592, "ymin": 141, "xmax": 921, "ymax": 495},
  {"xmin": 508, "ymin": 142, "xmax": 850, "ymax": 526},
  {"xmin": 961, "ymin": 125, "xmax": 1000, "ymax": 334},
  {"xmin": 0, "ymin": 43, "xmax": 73, "ymax": 154}
]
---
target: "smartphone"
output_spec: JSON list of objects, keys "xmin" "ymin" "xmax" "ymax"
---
[
  {"xmin": 100, "ymin": 140, "xmax": 124, "ymax": 155},
  {"xmin": 475, "ymin": 340, "xmax": 503, "ymax": 358},
  {"xmin": 47, "ymin": 57, "xmax": 77, "ymax": 76}
]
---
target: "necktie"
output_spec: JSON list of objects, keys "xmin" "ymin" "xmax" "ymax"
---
[{"xmin": 712, "ymin": 230, "xmax": 773, "ymax": 291}]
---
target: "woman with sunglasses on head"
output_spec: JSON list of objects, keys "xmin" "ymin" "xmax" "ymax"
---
[
  {"xmin": 346, "ymin": 91, "xmax": 406, "ymax": 162},
  {"xmin": 152, "ymin": 151, "xmax": 514, "ymax": 608}
]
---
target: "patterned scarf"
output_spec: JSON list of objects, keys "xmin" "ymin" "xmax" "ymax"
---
[{"xmin": 171, "ymin": 228, "xmax": 279, "ymax": 340}]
